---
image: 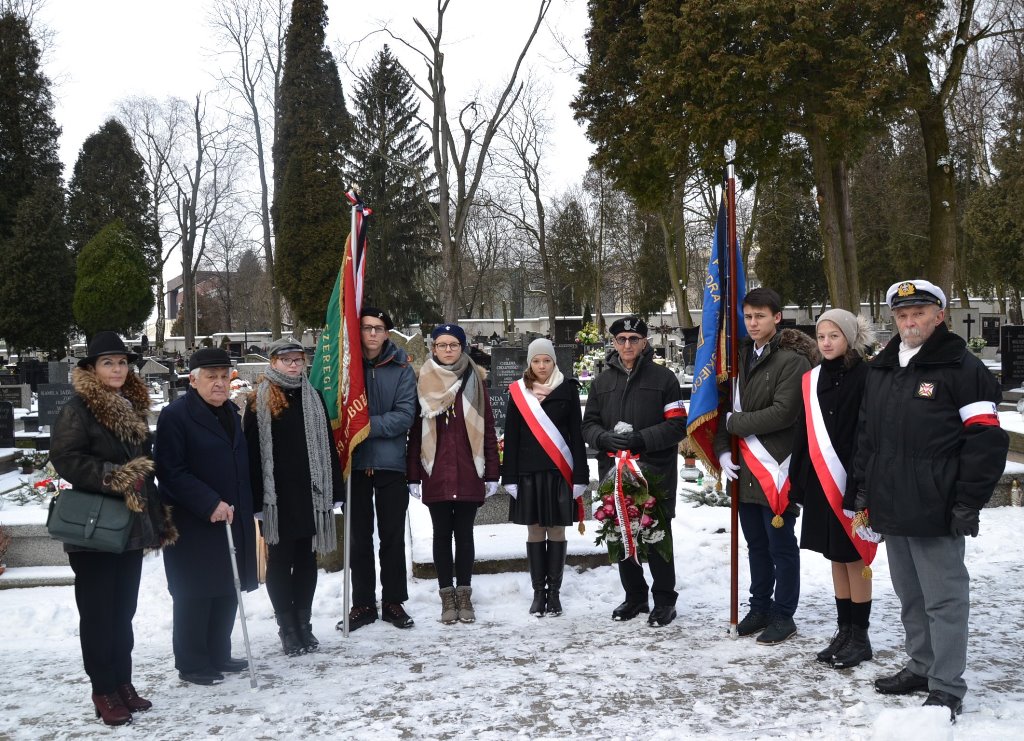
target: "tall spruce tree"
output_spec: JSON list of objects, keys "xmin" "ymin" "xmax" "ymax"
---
[
  {"xmin": 73, "ymin": 220, "xmax": 154, "ymax": 338},
  {"xmin": 272, "ymin": 0, "xmax": 352, "ymax": 327},
  {"xmin": 67, "ymin": 118, "xmax": 158, "ymax": 272},
  {"xmin": 0, "ymin": 11, "xmax": 73, "ymax": 352},
  {"xmin": 351, "ymin": 46, "xmax": 438, "ymax": 325}
]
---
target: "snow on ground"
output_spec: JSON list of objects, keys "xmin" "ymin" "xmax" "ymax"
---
[{"xmin": 3, "ymin": 495, "xmax": 1024, "ymax": 739}]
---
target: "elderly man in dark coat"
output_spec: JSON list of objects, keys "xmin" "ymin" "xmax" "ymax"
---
[
  {"xmin": 156, "ymin": 347, "xmax": 257, "ymax": 686},
  {"xmin": 582, "ymin": 316, "xmax": 688, "ymax": 626}
]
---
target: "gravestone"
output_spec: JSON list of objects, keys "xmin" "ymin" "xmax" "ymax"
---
[
  {"xmin": 0, "ymin": 384, "xmax": 30, "ymax": 409},
  {"xmin": 0, "ymin": 401, "xmax": 13, "ymax": 448},
  {"xmin": 17, "ymin": 358, "xmax": 48, "ymax": 391},
  {"xmin": 140, "ymin": 358, "xmax": 171, "ymax": 377},
  {"xmin": 490, "ymin": 346, "xmax": 526, "ymax": 390},
  {"xmin": 553, "ymin": 318, "xmax": 583, "ymax": 345},
  {"xmin": 982, "ymin": 316, "xmax": 1001, "ymax": 348},
  {"xmin": 37, "ymin": 383, "xmax": 74, "ymax": 427},
  {"xmin": 555, "ymin": 345, "xmax": 576, "ymax": 380},
  {"xmin": 235, "ymin": 362, "xmax": 269, "ymax": 385},
  {"xmin": 0, "ymin": 369, "xmax": 19, "ymax": 385},
  {"xmin": 48, "ymin": 361, "xmax": 69, "ymax": 384},
  {"xmin": 793, "ymin": 324, "xmax": 817, "ymax": 340},
  {"xmin": 1001, "ymin": 325, "xmax": 1024, "ymax": 389},
  {"xmin": 489, "ymin": 388, "xmax": 509, "ymax": 434},
  {"xmin": 949, "ymin": 307, "xmax": 981, "ymax": 342}
]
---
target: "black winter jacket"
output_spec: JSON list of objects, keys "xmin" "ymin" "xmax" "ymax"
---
[
  {"xmin": 852, "ymin": 323, "xmax": 1008, "ymax": 537},
  {"xmin": 581, "ymin": 345, "xmax": 687, "ymax": 516},
  {"xmin": 501, "ymin": 378, "xmax": 589, "ymax": 485},
  {"xmin": 50, "ymin": 368, "xmax": 176, "ymax": 552},
  {"xmin": 243, "ymin": 385, "xmax": 344, "ymax": 540}
]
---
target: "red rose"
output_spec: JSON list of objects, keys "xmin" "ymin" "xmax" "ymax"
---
[{"xmin": 640, "ymin": 514, "xmax": 654, "ymax": 528}]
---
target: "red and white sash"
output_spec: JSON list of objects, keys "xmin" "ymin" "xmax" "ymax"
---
[
  {"xmin": 733, "ymin": 380, "xmax": 791, "ymax": 524},
  {"xmin": 802, "ymin": 367, "xmax": 877, "ymax": 565},
  {"xmin": 508, "ymin": 379, "xmax": 574, "ymax": 488}
]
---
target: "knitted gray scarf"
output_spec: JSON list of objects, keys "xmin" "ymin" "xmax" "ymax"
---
[{"xmin": 256, "ymin": 367, "xmax": 336, "ymax": 554}]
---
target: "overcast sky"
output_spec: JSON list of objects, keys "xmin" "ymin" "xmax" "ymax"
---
[{"xmin": 37, "ymin": 0, "xmax": 594, "ymax": 192}]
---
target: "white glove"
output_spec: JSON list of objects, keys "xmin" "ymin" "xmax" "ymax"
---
[
  {"xmin": 718, "ymin": 451, "xmax": 740, "ymax": 481},
  {"xmin": 485, "ymin": 481, "xmax": 499, "ymax": 498},
  {"xmin": 855, "ymin": 524, "xmax": 882, "ymax": 543},
  {"xmin": 409, "ymin": 483, "xmax": 422, "ymax": 499},
  {"xmin": 573, "ymin": 484, "xmax": 587, "ymax": 499},
  {"xmin": 842, "ymin": 509, "xmax": 856, "ymax": 519},
  {"xmin": 504, "ymin": 484, "xmax": 518, "ymax": 499}
]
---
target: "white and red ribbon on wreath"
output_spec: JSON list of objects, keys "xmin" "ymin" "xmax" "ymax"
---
[{"xmin": 609, "ymin": 450, "xmax": 647, "ymax": 563}]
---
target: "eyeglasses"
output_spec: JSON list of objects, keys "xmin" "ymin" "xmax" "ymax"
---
[
  {"xmin": 361, "ymin": 325, "xmax": 387, "ymax": 335},
  {"xmin": 613, "ymin": 335, "xmax": 644, "ymax": 346},
  {"xmin": 434, "ymin": 343, "xmax": 462, "ymax": 351},
  {"xmin": 276, "ymin": 357, "xmax": 305, "ymax": 366}
]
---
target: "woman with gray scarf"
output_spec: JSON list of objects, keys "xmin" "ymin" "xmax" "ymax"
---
[{"xmin": 244, "ymin": 338, "xmax": 343, "ymax": 656}]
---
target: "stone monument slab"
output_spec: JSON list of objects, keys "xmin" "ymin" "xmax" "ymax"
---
[
  {"xmin": 0, "ymin": 384, "xmax": 30, "ymax": 409},
  {"xmin": 37, "ymin": 383, "xmax": 74, "ymax": 427},
  {"xmin": 0, "ymin": 401, "xmax": 13, "ymax": 448},
  {"xmin": 1001, "ymin": 325, "xmax": 1024, "ymax": 389}
]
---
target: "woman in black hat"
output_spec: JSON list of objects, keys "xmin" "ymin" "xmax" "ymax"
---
[
  {"xmin": 243, "ymin": 338, "xmax": 343, "ymax": 656},
  {"xmin": 50, "ymin": 332, "xmax": 177, "ymax": 726}
]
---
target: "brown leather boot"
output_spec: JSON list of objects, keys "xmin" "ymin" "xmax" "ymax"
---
[
  {"xmin": 116, "ymin": 683, "xmax": 152, "ymax": 712},
  {"xmin": 92, "ymin": 692, "xmax": 132, "ymax": 726}
]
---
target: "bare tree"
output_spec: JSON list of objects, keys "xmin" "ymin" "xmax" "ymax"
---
[
  {"xmin": 488, "ymin": 80, "xmax": 558, "ymax": 331},
  {"xmin": 169, "ymin": 94, "xmax": 241, "ymax": 350},
  {"xmin": 117, "ymin": 95, "xmax": 189, "ymax": 351},
  {"xmin": 208, "ymin": 0, "xmax": 288, "ymax": 338},
  {"xmin": 387, "ymin": 0, "xmax": 552, "ymax": 319}
]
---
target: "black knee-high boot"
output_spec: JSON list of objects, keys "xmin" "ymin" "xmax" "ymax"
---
[
  {"xmin": 526, "ymin": 542, "xmax": 547, "ymax": 616},
  {"xmin": 545, "ymin": 541, "xmax": 568, "ymax": 617}
]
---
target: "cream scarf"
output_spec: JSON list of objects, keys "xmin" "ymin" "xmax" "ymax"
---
[
  {"xmin": 528, "ymin": 366, "xmax": 564, "ymax": 401},
  {"xmin": 417, "ymin": 354, "xmax": 487, "ymax": 477}
]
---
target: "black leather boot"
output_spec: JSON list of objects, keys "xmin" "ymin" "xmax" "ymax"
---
[
  {"xmin": 526, "ymin": 542, "xmax": 547, "ymax": 617},
  {"xmin": 833, "ymin": 625, "xmax": 873, "ymax": 669},
  {"xmin": 295, "ymin": 608, "xmax": 319, "ymax": 653},
  {"xmin": 276, "ymin": 612, "xmax": 305, "ymax": 657},
  {"xmin": 816, "ymin": 624, "xmax": 851, "ymax": 663},
  {"xmin": 545, "ymin": 540, "xmax": 568, "ymax": 617}
]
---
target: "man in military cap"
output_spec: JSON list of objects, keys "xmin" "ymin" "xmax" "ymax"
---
[
  {"xmin": 582, "ymin": 316, "xmax": 687, "ymax": 625},
  {"xmin": 852, "ymin": 279, "xmax": 1008, "ymax": 721}
]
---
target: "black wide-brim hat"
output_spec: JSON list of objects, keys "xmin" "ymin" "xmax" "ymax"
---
[{"xmin": 78, "ymin": 331, "xmax": 139, "ymax": 368}]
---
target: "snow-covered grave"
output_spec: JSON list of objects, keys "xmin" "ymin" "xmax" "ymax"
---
[{"xmin": 3, "ymin": 458, "xmax": 1024, "ymax": 739}]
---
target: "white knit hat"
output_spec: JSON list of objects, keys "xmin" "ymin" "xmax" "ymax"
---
[{"xmin": 527, "ymin": 338, "xmax": 556, "ymax": 367}]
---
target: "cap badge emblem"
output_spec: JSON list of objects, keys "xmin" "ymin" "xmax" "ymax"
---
[{"xmin": 897, "ymin": 282, "xmax": 916, "ymax": 297}]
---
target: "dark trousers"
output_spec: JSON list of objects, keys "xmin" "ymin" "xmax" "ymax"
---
[
  {"xmin": 68, "ymin": 549, "xmax": 144, "ymax": 694},
  {"xmin": 265, "ymin": 536, "xmax": 317, "ymax": 615},
  {"xmin": 618, "ymin": 518, "xmax": 678, "ymax": 606},
  {"xmin": 171, "ymin": 593, "xmax": 237, "ymax": 673},
  {"xmin": 739, "ymin": 502, "xmax": 800, "ymax": 618},
  {"xmin": 428, "ymin": 502, "xmax": 478, "ymax": 588},
  {"xmin": 350, "ymin": 469, "xmax": 410, "ymax": 606}
]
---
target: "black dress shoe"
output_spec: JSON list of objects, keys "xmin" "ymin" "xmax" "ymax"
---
[
  {"xmin": 923, "ymin": 690, "xmax": 963, "ymax": 722},
  {"xmin": 611, "ymin": 600, "xmax": 650, "ymax": 621},
  {"xmin": 874, "ymin": 668, "xmax": 929, "ymax": 695},
  {"xmin": 178, "ymin": 670, "xmax": 225, "ymax": 686},
  {"xmin": 648, "ymin": 606, "xmax": 677, "ymax": 626},
  {"xmin": 214, "ymin": 658, "xmax": 248, "ymax": 673}
]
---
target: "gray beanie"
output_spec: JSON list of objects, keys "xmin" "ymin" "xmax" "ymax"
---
[
  {"xmin": 527, "ymin": 338, "xmax": 556, "ymax": 367},
  {"xmin": 816, "ymin": 309, "xmax": 859, "ymax": 350}
]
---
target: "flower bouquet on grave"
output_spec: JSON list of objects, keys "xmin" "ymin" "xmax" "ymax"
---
[
  {"xmin": 575, "ymin": 322, "xmax": 600, "ymax": 346},
  {"xmin": 592, "ymin": 451, "xmax": 672, "ymax": 564}
]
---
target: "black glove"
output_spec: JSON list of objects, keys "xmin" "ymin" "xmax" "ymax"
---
[
  {"xmin": 950, "ymin": 504, "xmax": 980, "ymax": 538},
  {"xmin": 854, "ymin": 489, "xmax": 868, "ymax": 512},
  {"xmin": 628, "ymin": 432, "xmax": 646, "ymax": 452},
  {"xmin": 598, "ymin": 432, "xmax": 632, "ymax": 452}
]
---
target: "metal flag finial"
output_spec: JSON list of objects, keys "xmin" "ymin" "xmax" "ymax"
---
[
  {"xmin": 724, "ymin": 140, "xmax": 737, "ymax": 164},
  {"xmin": 349, "ymin": 182, "xmax": 362, "ymax": 195}
]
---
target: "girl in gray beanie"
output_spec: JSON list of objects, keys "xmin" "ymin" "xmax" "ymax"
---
[{"xmin": 790, "ymin": 309, "xmax": 877, "ymax": 670}]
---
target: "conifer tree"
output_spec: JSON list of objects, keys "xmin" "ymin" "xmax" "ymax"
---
[
  {"xmin": 73, "ymin": 220, "xmax": 154, "ymax": 337},
  {"xmin": 272, "ymin": 0, "xmax": 352, "ymax": 327},
  {"xmin": 67, "ymin": 118, "xmax": 159, "ymax": 273},
  {"xmin": 0, "ymin": 11, "xmax": 72, "ymax": 352},
  {"xmin": 350, "ymin": 46, "xmax": 438, "ymax": 325}
]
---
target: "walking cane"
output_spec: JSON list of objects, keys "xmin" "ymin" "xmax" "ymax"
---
[{"xmin": 225, "ymin": 519, "xmax": 258, "ymax": 688}]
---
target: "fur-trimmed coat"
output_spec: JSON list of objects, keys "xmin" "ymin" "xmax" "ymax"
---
[
  {"xmin": 714, "ymin": 328, "xmax": 818, "ymax": 510},
  {"xmin": 50, "ymin": 368, "xmax": 177, "ymax": 552}
]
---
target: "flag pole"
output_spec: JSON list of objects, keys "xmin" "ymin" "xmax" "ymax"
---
[
  {"xmin": 725, "ymin": 140, "xmax": 740, "ymax": 638},
  {"xmin": 341, "ymin": 192, "xmax": 359, "ymax": 639}
]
